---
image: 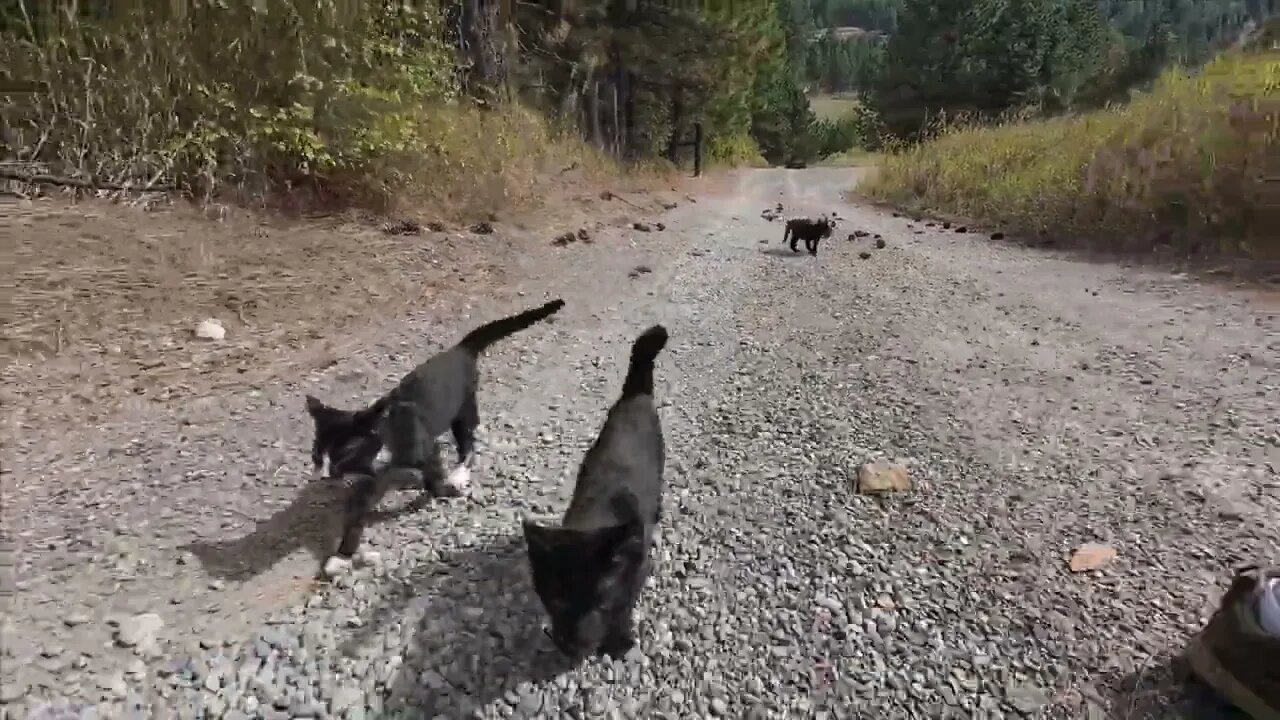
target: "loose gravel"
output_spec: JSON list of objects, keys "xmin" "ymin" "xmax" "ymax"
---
[{"xmin": 4, "ymin": 168, "xmax": 1278, "ymax": 720}]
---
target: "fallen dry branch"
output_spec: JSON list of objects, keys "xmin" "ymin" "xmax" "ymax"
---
[{"xmin": 0, "ymin": 169, "xmax": 176, "ymax": 193}]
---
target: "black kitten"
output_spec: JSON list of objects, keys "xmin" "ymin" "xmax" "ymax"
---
[
  {"xmin": 522, "ymin": 324, "xmax": 669, "ymax": 659},
  {"xmin": 783, "ymin": 216, "xmax": 837, "ymax": 255},
  {"xmin": 306, "ymin": 298, "xmax": 566, "ymax": 565}
]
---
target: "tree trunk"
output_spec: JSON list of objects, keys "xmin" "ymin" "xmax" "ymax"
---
[
  {"xmin": 624, "ymin": 70, "xmax": 638, "ymax": 159},
  {"xmin": 560, "ymin": 63, "xmax": 581, "ymax": 123},
  {"xmin": 588, "ymin": 77, "xmax": 604, "ymax": 149},
  {"xmin": 459, "ymin": 0, "xmax": 509, "ymax": 102},
  {"xmin": 666, "ymin": 84, "xmax": 684, "ymax": 164},
  {"xmin": 611, "ymin": 80, "xmax": 621, "ymax": 155}
]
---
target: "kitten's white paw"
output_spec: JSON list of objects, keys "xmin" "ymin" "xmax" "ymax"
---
[
  {"xmin": 310, "ymin": 466, "xmax": 326, "ymax": 482},
  {"xmin": 443, "ymin": 465, "xmax": 472, "ymax": 496},
  {"xmin": 322, "ymin": 556, "xmax": 352, "ymax": 579},
  {"xmin": 354, "ymin": 549, "xmax": 382, "ymax": 569},
  {"xmin": 372, "ymin": 446, "xmax": 392, "ymax": 472}
]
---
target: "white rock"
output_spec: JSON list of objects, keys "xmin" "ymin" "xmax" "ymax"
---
[
  {"xmin": 115, "ymin": 612, "xmax": 164, "ymax": 648},
  {"xmin": 444, "ymin": 464, "xmax": 472, "ymax": 495},
  {"xmin": 322, "ymin": 556, "xmax": 352, "ymax": 579},
  {"xmin": 194, "ymin": 319, "xmax": 226, "ymax": 340}
]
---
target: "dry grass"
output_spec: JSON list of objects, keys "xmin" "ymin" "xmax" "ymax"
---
[
  {"xmin": 819, "ymin": 149, "xmax": 884, "ymax": 167},
  {"xmin": 0, "ymin": 162, "xmax": 680, "ymax": 428},
  {"xmin": 859, "ymin": 51, "xmax": 1280, "ymax": 259}
]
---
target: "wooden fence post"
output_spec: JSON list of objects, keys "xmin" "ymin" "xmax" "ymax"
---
[{"xmin": 693, "ymin": 122, "xmax": 703, "ymax": 177}]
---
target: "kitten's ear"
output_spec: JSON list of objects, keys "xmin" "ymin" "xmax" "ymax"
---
[{"xmin": 305, "ymin": 394, "xmax": 325, "ymax": 416}]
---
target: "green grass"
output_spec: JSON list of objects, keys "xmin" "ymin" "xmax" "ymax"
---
[
  {"xmin": 809, "ymin": 93, "xmax": 865, "ymax": 121},
  {"xmin": 859, "ymin": 50, "xmax": 1280, "ymax": 259}
]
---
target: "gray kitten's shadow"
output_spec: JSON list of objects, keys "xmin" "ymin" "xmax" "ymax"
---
[{"xmin": 760, "ymin": 247, "xmax": 812, "ymax": 258}]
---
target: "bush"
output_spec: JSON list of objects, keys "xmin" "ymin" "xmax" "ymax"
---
[
  {"xmin": 708, "ymin": 132, "xmax": 768, "ymax": 167},
  {"xmin": 0, "ymin": 1, "xmax": 572, "ymax": 212},
  {"xmin": 859, "ymin": 50, "xmax": 1280, "ymax": 259},
  {"xmin": 813, "ymin": 100, "xmax": 883, "ymax": 157}
]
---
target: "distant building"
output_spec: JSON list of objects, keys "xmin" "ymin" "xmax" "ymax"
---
[{"xmin": 809, "ymin": 26, "xmax": 888, "ymax": 43}]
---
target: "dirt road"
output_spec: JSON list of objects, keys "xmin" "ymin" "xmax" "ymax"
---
[{"xmin": 3, "ymin": 168, "xmax": 1277, "ymax": 719}]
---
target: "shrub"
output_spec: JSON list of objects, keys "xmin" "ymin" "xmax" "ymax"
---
[
  {"xmin": 860, "ymin": 50, "xmax": 1280, "ymax": 259},
  {"xmin": 814, "ymin": 100, "xmax": 884, "ymax": 157},
  {"xmin": 0, "ymin": 1, "xmax": 571, "ymax": 211},
  {"xmin": 708, "ymin": 132, "xmax": 768, "ymax": 167}
]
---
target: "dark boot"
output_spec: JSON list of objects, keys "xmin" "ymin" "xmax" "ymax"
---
[{"xmin": 1184, "ymin": 565, "xmax": 1280, "ymax": 719}]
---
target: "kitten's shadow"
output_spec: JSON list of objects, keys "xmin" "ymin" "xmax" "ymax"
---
[
  {"xmin": 760, "ymin": 247, "xmax": 811, "ymax": 258},
  {"xmin": 180, "ymin": 473, "xmax": 426, "ymax": 581},
  {"xmin": 343, "ymin": 534, "xmax": 575, "ymax": 715},
  {"xmin": 1102, "ymin": 654, "xmax": 1249, "ymax": 719}
]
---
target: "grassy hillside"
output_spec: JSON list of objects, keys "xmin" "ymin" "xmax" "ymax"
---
[{"xmin": 859, "ymin": 48, "xmax": 1279, "ymax": 259}]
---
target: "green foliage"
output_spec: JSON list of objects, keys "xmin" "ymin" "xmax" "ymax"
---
[
  {"xmin": 510, "ymin": 0, "xmax": 789, "ymax": 168},
  {"xmin": 707, "ymin": 132, "xmax": 768, "ymax": 166},
  {"xmin": 799, "ymin": 0, "xmax": 1269, "ymax": 140},
  {"xmin": 1098, "ymin": 0, "xmax": 1260, "ymax": 66},
  {"xmin": 809, "ymin": 0, "xmax": 901, "ymax": 31},
  {"xmin": 870, "ymin": 0, "xmax": 1110, "ymax": 139},
  {"xmin": 813, "ymin": 100, "xmax": 883, "ymax": 155},
  {"xmin": 8, "ymin": 0, "xmax": 1264, "ymax": 192},
  {"xmin": 751, "ymin": 61, "xmax": 824, "ymax": 164},
  {"xmin": 806, "ymin": 35, "xmax": 887, "ymax": 93}
]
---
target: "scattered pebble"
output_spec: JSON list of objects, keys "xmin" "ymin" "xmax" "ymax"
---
[
  {"xmin": 194, "ymin": 319, "xmax": 226, "ymax": 341},
  {"xmin": 115, "ymin": 613, "xmax": 164, "ymax": 650},
  {"xmin": 856, "ymin": 461, "xmax": 913, "ymax": 494},
  {"xmin": 1069, "ymin": 543, "xmax": 1118, "ymax": 572}
]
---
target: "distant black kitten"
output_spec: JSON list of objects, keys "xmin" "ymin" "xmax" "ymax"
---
[
  {"xmin": 522, "ymin": 324, "xmax": 669, "ymax": 660},
  {"xmin": 306, "ymin": 298, "xmax": 566, "ymax": 567},
  {"xmin": 783, "ymin": 216, "xmax": 837, "ymax": 255}
]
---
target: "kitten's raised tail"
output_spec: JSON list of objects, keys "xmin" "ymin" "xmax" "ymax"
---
[
  {"xmin": 458, "ymin": 298, "xmax": 566, "ymax": 355},
  {"xmin": 620, "ymin": 324, "xmax": 669, "ymax": 399}
]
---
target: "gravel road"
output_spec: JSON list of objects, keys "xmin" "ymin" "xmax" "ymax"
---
[{"xmin": 3, "ymin": 167, "xmax": 1278, "ymax": 720}]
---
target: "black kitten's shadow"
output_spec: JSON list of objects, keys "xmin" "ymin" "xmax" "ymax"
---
[
  {"xmin": 760, "ymin": 247, "xmax": 811, "ymax": 258},
  {"xmin": 1102, "ymin": 654, "xmax": 1249, "ymax": 720},
  {"xmin": 180, "ymin": 473, "xmax": 427, "ymax": 581},
  {"xmin": 343, "ymin": 534, "xmax": 575, "ymax": 716}
]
